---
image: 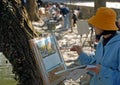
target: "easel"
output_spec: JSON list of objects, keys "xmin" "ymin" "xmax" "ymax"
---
[
  {"xmin": 77, "ymin": 20, "xmax": 94, "ymax": 51},
  {"xmin": 47, "ymin": 19, "xmax": 67, "ymax": 70},
  {"xmin": 30, "ymin": 20, "xmax": 67, "ymax": 85}
]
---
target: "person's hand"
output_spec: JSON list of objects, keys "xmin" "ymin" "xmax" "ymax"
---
[
  {"xmin": 86, "ymin": 65, "xmax": 101, "ymax": 74},
  {"xmin": 70, "ymin": 45, "xmax": 82, "ymax": 55}
]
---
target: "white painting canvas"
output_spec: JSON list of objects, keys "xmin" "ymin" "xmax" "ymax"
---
[
  {"xmin": 35, "ymin": 35, "xmax": 63, "ymax": 72},
  {"xmin": 77, "ymin": 20, "xmax": 90, "ymax": 35}
]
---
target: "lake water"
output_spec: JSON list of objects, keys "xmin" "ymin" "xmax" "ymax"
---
[{"xmin": 0, "ymin": 53, "xmax": 17, "ymax": 85}]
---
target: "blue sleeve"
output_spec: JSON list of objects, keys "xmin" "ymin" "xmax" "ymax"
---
[{"xmin": 77, "ymin": 52, "xmax": 96, "ymax": 65}]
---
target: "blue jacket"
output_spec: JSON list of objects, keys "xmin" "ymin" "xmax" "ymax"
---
[{"xmin": 78, "ymin": 33, "xmax": 120, "ymax": 85}]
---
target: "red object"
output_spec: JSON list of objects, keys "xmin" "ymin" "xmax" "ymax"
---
[{"xmin": 70, "ymin": 47, "xmax": 76, "ymax": 51}]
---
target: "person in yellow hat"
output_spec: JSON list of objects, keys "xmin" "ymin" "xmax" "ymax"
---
[{"xmin": 70, "ymin": 7, "xmax": 120, "ymax": 85}]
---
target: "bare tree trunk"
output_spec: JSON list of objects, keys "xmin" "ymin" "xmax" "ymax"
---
[
  {"xmin": 0, "ymin": 0, "xmax": 43, "ymax": 85},
  {"xmin": 25, "ymin": 0, "xmax": 40, "ymax": 21},
  {"xmin": 94, "ymin": 0, "xmax": 106, "ymax": 13}
]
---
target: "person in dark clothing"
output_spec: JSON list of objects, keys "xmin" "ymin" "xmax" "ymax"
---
[
  {"xmin": 59, "ymin": 3, "xmax": 70, "ymax": 30},
  {"xmin": 37, "ymin": 0, "xmax": 43, "ymax": 8},
  {"xmin": 60, "ymin": 7, "xmax": 69, "ymax": 16},
  {"xmin": 72, "ymin": 12, "xmax": 77, "ymax": 27}
]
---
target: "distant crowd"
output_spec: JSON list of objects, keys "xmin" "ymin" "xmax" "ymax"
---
[{"xmin": 36, "ymin": 0, "xmax": 82, "ymax": 31}]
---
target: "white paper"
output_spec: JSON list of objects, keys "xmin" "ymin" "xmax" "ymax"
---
[
  {"xmin": 55, "ymin": 65, "xmax": 86, "ymax": 75},
  {"xmin": 43, "ymin": 52, "xmax": 61, "ymax": 71},
  {"xmin": 55, "ymin": 65, "xmax": 96, "ymax": 80},
  {"xmin": 77, "ymin": 20, "xmax": 89, "ymax": 35},
  {"xmin": 66, "ymin": 69, "xmax": 87, "ymax": 80},
  {"xmin": 55, "ymin": 65, "xmax": 88, "ymax": 80}
]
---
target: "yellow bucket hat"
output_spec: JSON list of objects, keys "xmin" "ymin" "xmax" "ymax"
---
[{"xmin": 88, "ymin": 7, "xmax": 118, "ymax": 30}]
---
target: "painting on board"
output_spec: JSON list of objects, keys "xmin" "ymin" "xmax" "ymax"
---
[
  {"xmin": 29, "ymin": 34, "xmax": 67, "ymax": 85},
  {"xmin": 33, "ymin": 35, "xmax": 64, "ymax": 72},
  {"xmin": 36, "ymin": 36, "xmax": 56, "ymax": 58}
]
